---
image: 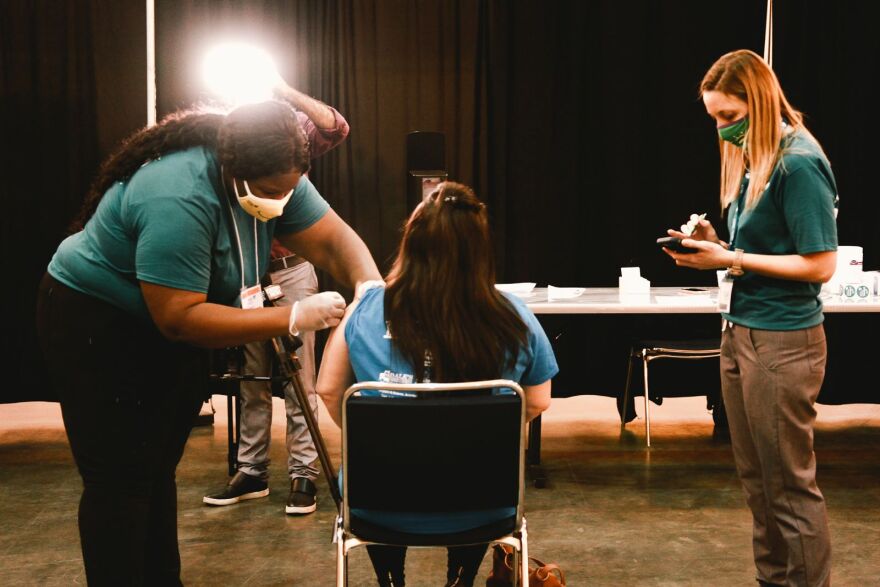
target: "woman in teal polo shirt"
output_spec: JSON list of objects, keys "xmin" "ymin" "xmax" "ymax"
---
[
  {"xmin": 36, "ymin": 98, "xmax": 379, "ymax": 585},
  {"xmin": 663, "ymin": 50, "xmax": 837, "ymax": 587}
]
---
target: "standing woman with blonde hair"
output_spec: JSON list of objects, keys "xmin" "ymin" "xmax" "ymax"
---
[{"xmin": 663, "ymin": 49, "xmax": 838, "ymax": 587}]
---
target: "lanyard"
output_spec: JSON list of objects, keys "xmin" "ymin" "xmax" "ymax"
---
[
  {"xmin": 729, "ymin": 173, "xmax": 749, "ymax": 249},
  {"xmin": 225, "ymin": 192, "xmax": 260, "ymax": 289}
]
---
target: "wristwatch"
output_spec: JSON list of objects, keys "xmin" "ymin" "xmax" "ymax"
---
[{"xmin": 728, "ymin": 248, "xmax": 745, "ymax": 277}]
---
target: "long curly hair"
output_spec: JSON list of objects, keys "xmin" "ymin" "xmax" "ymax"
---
[
  {"xmin": 384, "ymin": 182, "xmax": 528, "ymax": 383},
  {"xmin": 70, "ymin": 101, "xmax": 310, "ymax": 231}
]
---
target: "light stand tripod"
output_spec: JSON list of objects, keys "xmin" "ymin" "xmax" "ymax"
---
[
  {"xmin": 209, "ymin": 308, "xmax": 341, "ymax": 507},
  {"xmin": 269, "ymin": 330, "xmax": 341, "ymax": 506}
]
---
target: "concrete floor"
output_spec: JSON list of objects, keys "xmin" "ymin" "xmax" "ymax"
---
[{"xmin": 2, "ymin": 395, "xmax": 879, "ymax": 586}]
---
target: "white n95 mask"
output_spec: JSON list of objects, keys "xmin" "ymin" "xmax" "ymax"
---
[{"xmin": 233, "ymin": 179, "xmax": 293, "ymax": 222}]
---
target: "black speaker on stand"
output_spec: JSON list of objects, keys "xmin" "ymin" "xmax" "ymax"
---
[{"xmin": 406, "ymin": 131, "xmax": 447, "ymax": 211}]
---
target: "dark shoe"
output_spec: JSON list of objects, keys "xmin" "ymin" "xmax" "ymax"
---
[
  {"xmin": 202, "ymin": 471, "xmax": 269, "ymax": 506},
  {"xmin": 286, "ymin": 477, "xmax": 317, "ymax": 515}
]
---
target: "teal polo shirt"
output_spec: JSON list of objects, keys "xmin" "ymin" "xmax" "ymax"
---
[
  {"xmin": 48, "ymin": 146, "xmax": 329, "ymax": 321},
  {"xmin": 723, "ymin": 130, "xmax": 838, "ymax": 331}
]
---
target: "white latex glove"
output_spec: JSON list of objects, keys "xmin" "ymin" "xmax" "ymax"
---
[{"xmin": 289, "ymin": 291, "xmax": 346, "ymax": 335}]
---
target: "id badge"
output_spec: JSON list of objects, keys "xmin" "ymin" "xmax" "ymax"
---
[
  {"xmin": 240, "ymin": 284, "xmax": 263, "ymax": 310},
  {"xmin": 717, "ymin": 271, "xmax": 734, "ymax": 313}
]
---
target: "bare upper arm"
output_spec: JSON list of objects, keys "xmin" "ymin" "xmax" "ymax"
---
[
  {"xmin": 315, "ymin": 300, "xmax": 359, "ymax": 427},
  {"xmin": 140, "ymin": 282, "xmax": 206, "ymax": 340},
  {"xmin": 316, "ymin": 298, "xmax": 358, "ymax": 399},
  {"xmin": 276, "ymin": 209, "xmax": 379, "ymax": 289},
  {"xmin": 275, "ymin": 210, "xmax": 345, "ymax": 269}
]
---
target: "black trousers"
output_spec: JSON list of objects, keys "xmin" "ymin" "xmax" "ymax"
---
[
  {"xmin": 36, "ymin": 274, "xmax": 205, "ymax": 586},
  {"xmin": 366, "ymin": 543, "xmax": 488, "ymax": 586}
]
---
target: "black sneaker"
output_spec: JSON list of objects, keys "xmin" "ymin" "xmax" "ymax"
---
[
  {"xmin": 202, "ymin": 471, "xmax": 269, "ymax": 506},
  {"xmin": 285, "ymin": 477, "xmax": 317, "ymax": 515}
]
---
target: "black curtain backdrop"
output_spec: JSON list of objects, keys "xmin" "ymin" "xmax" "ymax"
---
[
  {"xmin": 6, "ymin": 0, "xmax": 880, "ymax": 402},
  {"xmin": 2, "ymin": 1, "xmax": 146, "ymax": 402},
  {"xmin": 154, "ymin": 0, "xmax": 491, "ymax": 280},
  {"xmin": 772, "ymin": 1, "xmax": 880, "ymax": 270},
  {"xmin": 154, "ymin": 0, "xmax": 770, "ymax": 288}
]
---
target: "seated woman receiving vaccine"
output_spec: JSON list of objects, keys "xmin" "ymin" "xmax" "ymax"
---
[{"xmin": 317, "ymin": 181, "xmax": 558, "ymax": 587}]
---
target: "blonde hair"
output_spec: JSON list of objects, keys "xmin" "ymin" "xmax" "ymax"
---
[{"xmin": 701, "ymin": 49, "xmax": 819, "ymax": 211}]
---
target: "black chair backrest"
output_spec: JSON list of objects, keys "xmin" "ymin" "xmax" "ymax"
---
[{"xmin": 344, "ymin": 384, "xmax": 523, "ymax": 514}]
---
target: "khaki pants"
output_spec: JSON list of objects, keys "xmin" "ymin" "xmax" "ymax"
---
[
  {"xmin": 721, "ymin": 323, "xmax": 831, "ymax": 587},
  {"xmin": 237, "ymin": 261, "xmax": 320, "ymax": 482}
]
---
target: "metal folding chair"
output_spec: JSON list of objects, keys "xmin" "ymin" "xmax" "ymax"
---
[
  {"xmin": 335, "ymin": 380, "xmax": 530, "ymax": 586},
  {"xmin": 621, "ymin": 339, "xmax": 721, "ymax": 447}
]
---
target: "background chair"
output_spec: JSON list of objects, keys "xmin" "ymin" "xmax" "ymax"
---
[
  {"xmin": 336, "ymin": 380, "xmax": 530, "ymax": 587},
  {"xmin": 621, "ymin": 339, "xmax": 722, "ymax": 447}
]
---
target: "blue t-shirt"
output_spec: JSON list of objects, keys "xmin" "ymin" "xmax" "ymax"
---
[
  {"xmin": 48, "ymin": 146, "xmax": 329, "ymax": 320},
  {"xmin": 343, "ymin": 287, "xmax": 559, "ymax": 533},
  {"xmin": 346, "ymin": 288, "xmax": 558, "ymax": 387}
]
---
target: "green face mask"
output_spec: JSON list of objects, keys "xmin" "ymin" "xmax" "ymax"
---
[{"xmin": 717, "ymin": 116, "xmax": 749, "ymax": 147}]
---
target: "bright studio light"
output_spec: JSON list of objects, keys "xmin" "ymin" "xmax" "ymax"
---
[{"xmin": 202, "ymin": 42, "xmax": 280, "ymax": 106}]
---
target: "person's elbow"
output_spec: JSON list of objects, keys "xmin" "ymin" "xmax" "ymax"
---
[
  {"xmin": 150, "ymin": 313, "xmax": 201, "ymax": 346},
  {"xmin": 529, "ymin": 393, "xmax": 552, "ymax": 416},
  {"xmin": 815, "ymin": 267, "xmax": 835, "ymax": 284},
  {"xmin": 141, "ymin": 283, "xmax": 216, "ymax": 346},
  {"xmin": 152, "ymin": 314, "xmax": 226, "ymax": 348},
  {"xmin": 523, "ymin": 380, "xmax": 552, "ymax": 421},
  {"xmin": 338, "ymin": 119, "xmax": 351, "ymax": 141},
  {"xmin": 156, "ymin": 321, "xmax": 188, "ymax": 344},
  {"xmin": 315, "ymin": 380, "xmax": 335, "ymax": 405},
  {"xmin": 316, "ymin": 377, "xmax": 345, "ymax": 416},
  {"xmin": 807, "ymin": 251, "xmax": 837, "ymax": 283}
]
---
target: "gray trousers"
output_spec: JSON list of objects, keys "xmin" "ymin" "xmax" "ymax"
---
[
  {"xmin": 237, "ymin": 262, "xmax": 320, "ymax": 482},
  {"xmin": 721, "ymin": 322, "xmax": 831, "ymax": 587}
]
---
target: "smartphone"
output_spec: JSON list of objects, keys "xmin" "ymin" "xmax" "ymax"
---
[{"xmin": 657, "ymin": 236, "xmax": 698, "ymax": 254}]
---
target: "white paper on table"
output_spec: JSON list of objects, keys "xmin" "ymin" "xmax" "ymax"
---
[
  {"xmin": 620, "ymin": 267, "xmax": 641, "ymax": 278},
  {"xmin": 547, "ymin": 285, "xmax": 585, "ymax": 301},
  {"xmin": 495, "ymin": 282, "xmax": 536, "ymax": 296},
  {"xmin": 654, "ymin": 295, "xmax": 715, "ymax": 306}
]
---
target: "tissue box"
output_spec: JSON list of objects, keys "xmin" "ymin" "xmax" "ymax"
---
[
  {"xmin": 824, "ymin": 245, "xmax": 864, "ymax": 295},
  {"xmin": 618, "ymin": 276, "xmax": 650, "ymax": 294}
]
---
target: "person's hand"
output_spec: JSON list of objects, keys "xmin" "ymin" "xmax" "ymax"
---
[
  {"xmin": 290, "ymin": 291, "xmax": 346, "ymax": 334},
  {"xmin": 667, "ymin": 218, "xmax": 724, "ymax": 246},
  {"xmin": 662, "ymin": 239, "xmax": 733, "ymax": 271}
]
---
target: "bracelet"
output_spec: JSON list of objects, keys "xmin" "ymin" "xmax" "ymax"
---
[
  {"xmin": 288, "ymin": 301, "xmax": 300, "ymax": 336},
  {"xmin": 728, "ymin": 248, "xmax": 745, "ymax": 276}
]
